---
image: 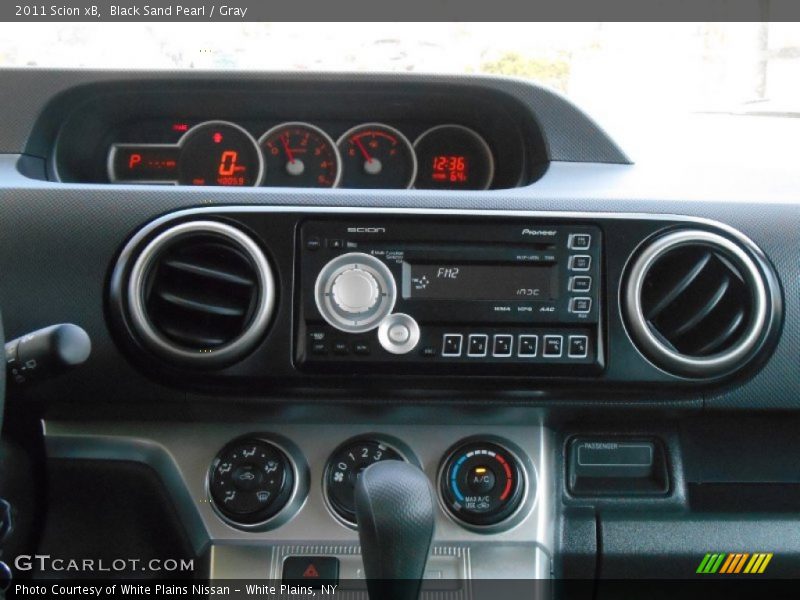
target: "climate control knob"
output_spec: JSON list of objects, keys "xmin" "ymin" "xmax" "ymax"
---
[
  {"xmin": 439, "ymin": 440, "xmax": 525, "ymax": 527},
  {"xmin": 208, "ymin": 437, "xmax": 294, "ymax": 526},
  {"xmin": 315, "ymin": 252, "xmax": 396, "ymax": 333}
]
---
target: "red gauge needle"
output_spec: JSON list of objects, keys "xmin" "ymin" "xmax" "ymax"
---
[
  {"xmin": 280, "ymin": 133, "xmax": 296, "ymax": 164},
  {"xmin": 353, "ymin": 136, "xmax": 373, "ymax": 163}
]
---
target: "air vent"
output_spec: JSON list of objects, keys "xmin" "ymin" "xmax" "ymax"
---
[
  {"xmin": 126, "ymin": 221, "xmax": 275, "ymax": 367},
  {"xmin": 624, "ymin": 229, "xmax": 770, "ymax": 378}
]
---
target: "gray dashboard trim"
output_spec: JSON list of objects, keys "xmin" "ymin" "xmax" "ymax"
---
[{"xmin": 43, "ymin": 419, "xmax": 555, "ymax": 579}]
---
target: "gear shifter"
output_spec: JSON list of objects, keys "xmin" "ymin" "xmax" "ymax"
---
[{"xmin": 354, "ymin": 460, "xmax": 435, "ymax": 600}]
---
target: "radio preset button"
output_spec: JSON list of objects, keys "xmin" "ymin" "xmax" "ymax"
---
[
  {"xmin": 518, "ymin": 335, "xmax": 538, "ymax": 357},
  {"xmin": 442, "ymin": 334, "xmax": 463, "ymax": 357},
  {"xmin": 568, "ymin": 233, "xmax": 592, "ymax": 250},
  {"xmin": 467, "ymin": 334, "xmax": 489, "ymax": 357},
  {"xmin": 569, "ymin": 255, "xmax": 592, "ymax": 271},
  {"xmin": 568, "ymin": 335, "xmax": 589, "ymax": 358},
  {"xmin": 543, "ymin": 335, "xmax": 564, "ymax": 357},
  {"xmin": 378, "ymin": 314, "xmax": 420, "ymax": 355},
  {"xmin": 569, "ymin": 276, "xmax": 592, "ymax": 293},
  {"xmin": 492, "ymin": 334, "xmax": 513, "ymax": 357},
  {"xmin": 569, "ymin": 297, "xmax": 593, "ymax": 314}
]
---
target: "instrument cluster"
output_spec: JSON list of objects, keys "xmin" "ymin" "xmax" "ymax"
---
[{"xmin": 108, "ymin": 119, "xmax": 496, "ymax": 191}]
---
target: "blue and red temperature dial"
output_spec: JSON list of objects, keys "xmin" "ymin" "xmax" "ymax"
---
[{"xmin": 440, "ymin": 440, "xmax": 524, "ymax": 526}]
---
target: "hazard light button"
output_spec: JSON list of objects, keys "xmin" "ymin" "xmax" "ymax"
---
[{"xmin": 282, "ymin": 556, "xmax": 339, "ymax": 589}]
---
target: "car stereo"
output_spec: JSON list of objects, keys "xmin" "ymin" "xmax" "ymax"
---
[{"xmin": 296, "ymin": 219, "xmax": 603, "ymax": 375}]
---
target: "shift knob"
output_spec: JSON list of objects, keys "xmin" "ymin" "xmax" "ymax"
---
[{"xmin": 354, "ymin": 461, "xmax": 435, "ymax": 600}]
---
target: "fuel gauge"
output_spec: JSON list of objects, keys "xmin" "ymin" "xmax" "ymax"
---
[{"xmin": 337, "ymin": 123, "xmax": 417, "ymax": 189}]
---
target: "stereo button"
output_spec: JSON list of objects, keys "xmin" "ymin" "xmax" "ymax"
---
[
  {"xmin": 518, "ymin": 335, "xmax": 538, "ymax": 357},
  {"xmin": 568, "ymin": 335, "xmax": 589, "ymax": 358},
  {"xmin": 543, "ymin": 335, "xmax": 564, "ymax": 357},
  {"xmin": 378, "ymin": 314, "xmax": 420, "ymax": 355},
  {"xmin": 569, "ymin": 255, "xmax": 592, "ymax": 271},
  {"xmin": 568, "ymin": 234, "xmax": 592, "ymax": 250},
  {"xmin": 492, "ymin": 334, "xmax": 513, "ymax": 357},
  {"xmin": 569, "ymin": 276, "xmax": 592, "ymax": 293},
  {"xmin": 570, "ymin": 297, "xmax": 593, "ymax": 314},
  {"xmin": 467, "ymin": 334, "xmax": 488, "ymax": 357},
  {"xmin": 388, "ymin": 324, "xmax": 410, "ymax": 344},
  {"xmin": 442, "ymin": 334, "xmax": 463, "ymax": 357}
]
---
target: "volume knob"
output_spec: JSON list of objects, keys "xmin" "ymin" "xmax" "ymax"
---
[
  {"xmin": 331, "ymin": 268, "xmax": 380, "ymax": 314},
  {"xmin": 315, "ymin": 252, "xmax": 397, "ymax": 333}
]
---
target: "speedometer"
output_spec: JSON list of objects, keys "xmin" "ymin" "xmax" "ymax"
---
[{"xmin": 177, "ymin": 121, "xmax": 264, "ymax": 187}]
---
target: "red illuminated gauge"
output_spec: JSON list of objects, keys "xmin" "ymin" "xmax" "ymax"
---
[
  {"xmin": 259, "ymin": 122, "xmax": 341, "ymax": 188},
  {"xmin": 414, "ymin": 125, "xmax": 494, "ymax": 191},
  {"xmin": 108, "ymin": 144, "xmax": 180, "ymax": 184},
  {"xmin": 177, "ymin": 121, "xmax": 264, "ymax": 187},
  {"xmin": 337, "ymin": 123, "xmax": 417, "ymax": 189}
]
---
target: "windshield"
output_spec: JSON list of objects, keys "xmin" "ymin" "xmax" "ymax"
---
[{"xmin": 2, "ymin": 22, "xmax": 799, "ymax": 156}]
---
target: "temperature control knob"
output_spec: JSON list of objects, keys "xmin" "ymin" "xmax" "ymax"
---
[
  {"xmin": 440, "ymin": 440, "xmax": 525, "ymax": 527},
  {"xmin": 315, "ymin": 252, "xmax": 396, "ymax": 333}
]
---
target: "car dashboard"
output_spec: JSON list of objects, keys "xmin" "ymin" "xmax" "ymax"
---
[{"xmin": 1, "ymin": 69, "xmax": 800, "ymax": 596}]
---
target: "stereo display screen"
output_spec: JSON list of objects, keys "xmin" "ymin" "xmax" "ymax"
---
[{"xmin": 405, "ymin": 263, "xmax": 558, "ymax": 301}]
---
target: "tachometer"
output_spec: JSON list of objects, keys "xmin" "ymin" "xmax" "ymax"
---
[
  {"xmin": 259, "ymin": 122, "xmax": 341, "ymax": 188},
  {"xmin": 337, "ymin": 123, "xmax": 417, "ymax": 189},
  {"xmin": 177, "ymin": 121, "xmax": 264, "ymax": 187}
]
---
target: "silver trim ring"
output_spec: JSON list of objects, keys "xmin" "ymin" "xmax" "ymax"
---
[
  {"xmin": 127, "ymin": 220, "xmax": 276, "ymax": 367},
  {"xmin": 436, "ymin": 437, "xmax": 534, "ymax": 535},
  {"xmin": 314, "ymin": 252, "xmax": 397, "ymax": 334},
  {"xmin": 205, "ymin": 434, "xmax": 308, "ymax": 532},
  {"xmin": 378, "ymin": 313, "xmax": 421, "ymax": 355},
  {"xmin": 623, "ymin": 229, "xmax": 769, "ymax": 378}
]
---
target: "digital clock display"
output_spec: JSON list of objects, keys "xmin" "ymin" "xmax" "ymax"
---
[
  {"xmin": 431, "ymin": 155, "xmax": 468, "ymax": 184},
  {"xmin": 406, "ymin": 263, "xmax": 557, "ymax": 301},
  {"xmin": 414, "ymin": 125, "xmax": 494, "ymax": 190}
]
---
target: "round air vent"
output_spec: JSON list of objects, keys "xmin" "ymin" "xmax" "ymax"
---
[
  {"xmin": 126, "ymin": 220, "xmax": 275, "ymax": 367},
  {"xmin": 624, "ymin": 229, "xmax": 771, "ymax": 378}
]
